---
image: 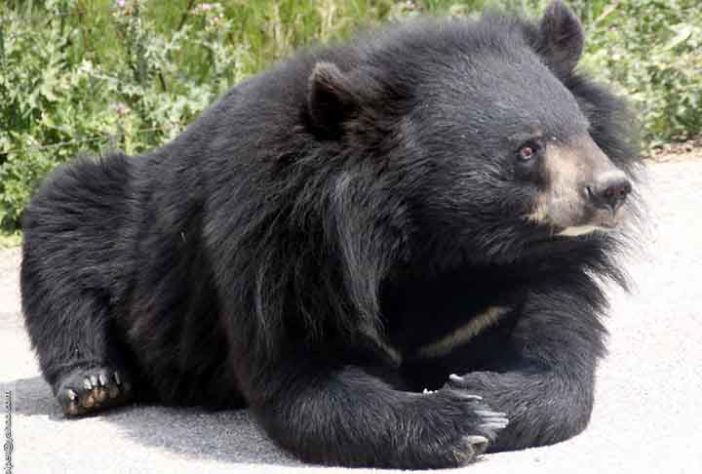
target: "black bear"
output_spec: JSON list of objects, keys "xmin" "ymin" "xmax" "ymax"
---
[{"xmin": 21, "ymin": 1, "xmax": 640, "ymax": 468}]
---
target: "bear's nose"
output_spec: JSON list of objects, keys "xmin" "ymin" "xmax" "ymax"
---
[{"xmin": 586, "ymin": 172, "xmax": 632, "ymax": 213}]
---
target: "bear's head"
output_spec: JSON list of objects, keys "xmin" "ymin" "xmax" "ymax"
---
[{"xmin": 305, "ymin": 1, "xmax": 639, "ymax": 265}]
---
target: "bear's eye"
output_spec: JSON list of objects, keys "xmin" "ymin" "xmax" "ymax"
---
[{"xmin": 517, "ymin": 142, "xmax": 540, "ymax": 161}]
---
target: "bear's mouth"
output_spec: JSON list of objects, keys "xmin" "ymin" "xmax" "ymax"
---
[
  {"xmin": 541, "ymin": 200, "xmax": 626, "ymax": 238},
  {"xmin": 556, "ymin": 206, "xmax": 624, "ymax": 237},
  {"xmin": 525, "ymin": 208, "xmax": 623, "ymax": 241}
]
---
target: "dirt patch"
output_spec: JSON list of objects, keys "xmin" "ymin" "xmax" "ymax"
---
[{"xmin": 646, "ymin": 138, "xmax": 702, "ymax": 162}]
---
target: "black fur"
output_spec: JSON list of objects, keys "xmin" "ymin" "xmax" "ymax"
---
[{"xmin": 21, "ymin": 2, "xmax": 640, "ymax": 468}]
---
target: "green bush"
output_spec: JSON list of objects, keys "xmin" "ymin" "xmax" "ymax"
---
[
  {"xmin": 576, "ymin": 0, "xmax": 702, "ymax": 147},
  {"xmin": 1, "ymin": 0, "xmax": 700, "ymax": 232}
]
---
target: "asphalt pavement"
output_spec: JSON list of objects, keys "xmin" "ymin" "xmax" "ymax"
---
[{"xmin": 1, "ymin": 159, "xmax": 701, "ymax": 473}]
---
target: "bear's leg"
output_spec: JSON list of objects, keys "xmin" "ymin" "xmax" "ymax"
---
[
  {"xmin": 239, "ymin": 360, "xmax": 508, "ymax": 468},
  {"xmin": 20, "ymin": 154, "xmax": 139, "ymax": 416},
  {"xmin": 444, "ymin": 285, "xmax": 603, "ymax": 451},
  {"xmin": 22, "ymin": 256, "xmax": 135, "ymax": 417}
]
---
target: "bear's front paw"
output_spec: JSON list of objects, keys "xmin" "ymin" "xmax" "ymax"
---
[
  {"xmin": 56, "ymin": 366, "xmax": 132, "ymax": 417},
  {"xmin": 408, "ymin": 389, "xmax": 509, "ymax": 467}
]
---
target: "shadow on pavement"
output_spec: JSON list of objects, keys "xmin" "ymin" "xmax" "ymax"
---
[{"xmin": 1, "ymin": 376, "xmax": 299, "ymax": 466}]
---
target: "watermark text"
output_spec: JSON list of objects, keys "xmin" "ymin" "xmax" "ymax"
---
[{"xmin": 4, "ymin": 391, "xmax": 12, "ymax": 474}]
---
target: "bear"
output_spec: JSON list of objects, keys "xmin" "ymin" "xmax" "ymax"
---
[{"xmin": 20, "ymin": 1, "xmax": 640, "ymax": 469}]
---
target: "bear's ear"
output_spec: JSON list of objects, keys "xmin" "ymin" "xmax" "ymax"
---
[
  {"xmin": 538, "ymin": 1, "xmax": 584, "ymax": 76},
  {"xmin": 307, "ymin": 62, "xmax": 359, "ymax": 136}
]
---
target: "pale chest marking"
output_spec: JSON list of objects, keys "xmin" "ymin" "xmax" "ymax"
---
[
  {"xmin": 416, "ymin": 305, "xmax": 512, "ymax": 359},
  {"xmin": 557, "ymin": 225, "xmax": 602, "ymax": 237}
]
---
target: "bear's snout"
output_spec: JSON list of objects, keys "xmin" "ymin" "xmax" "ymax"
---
[{"xmin": 528, "ymin": 134, "xmax": 635, "ymax": 234}]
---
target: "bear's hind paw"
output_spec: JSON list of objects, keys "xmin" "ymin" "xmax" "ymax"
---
[{"xmin": 57, "ymin": 367, "xmax": 132, "ymax": 417}]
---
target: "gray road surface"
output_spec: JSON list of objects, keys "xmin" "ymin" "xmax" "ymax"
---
[{"xmin": 1, "ymin": 160, "xmax": 701, "ymax": 474}]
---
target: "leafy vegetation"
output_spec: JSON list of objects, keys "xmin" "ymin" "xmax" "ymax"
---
[{"xmin": 1, "ymin": 0, "xmax": 700, "ymax": 232}]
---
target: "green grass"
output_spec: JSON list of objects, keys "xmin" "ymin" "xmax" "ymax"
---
[{"xmin": 1, "ymin": 0, "xmax": 701, "ymax": 235}]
